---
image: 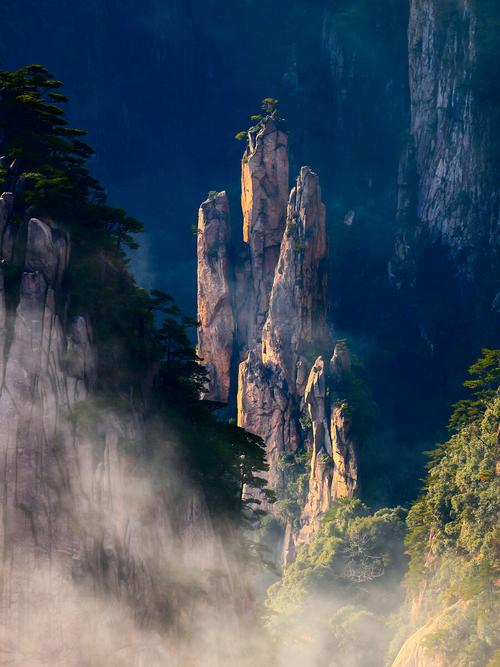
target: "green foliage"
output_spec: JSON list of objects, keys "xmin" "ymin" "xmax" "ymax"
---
[
  {"xmin": 398, "ymin": 395, "xmax": 500, "ymax": 666},
  {"xmin": 260, "ymin": 97, "xmax": 279, "ymax": 114},
  {"xmin": 265, "ymin": 499, "xmax": 407, "ymax": 666},
  {"xmin": 331, "ymin": 340, "xmax": 378, "ymax": 442},
  {"xmin": 235, "ymin": 97, "xmax": 284, "ymax": 143},
  {"xmin": 0, "ymin": 64, "xmax": 142, "ymax": 246},
  {"xmin": 274, "ymin": 452, "xmax": 310, "ymax": 530},
  {"xmin": 449, "ymin": 349, "xmax": 500, "ymax": 431},
  {"xmin": 0, "ymin": 64, "xmax": 148, "ymax": 388}
]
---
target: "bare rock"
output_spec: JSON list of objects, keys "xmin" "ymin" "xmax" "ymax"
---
[
  {"xmin": 393, "ymin": 0, "xmax": 499, "ymax": 285},
  {"xmin": 331, "ymin": 402, "xmax": 359, "ymax": 499},
  {"xmin": 262, "ymin": 167, "xmax": 328, "ymax": 390},
  {"xmin": 0, "ymin": 191, "xmax": 13, "ymax": 237},
  {"xmin": 0, "ymin": 213, "xmax": 242, "ymax": 657},
  {"xmin": 237, "ymin": 350, "xmax": 300, "ymax": 494},
  {"xmin": 299, "ymin": 345, "xmax": 360, "ymax": 541},
  {"xmin": 299, "ymin": 358, "xmax": 333, "ymax": 541},
  {"xmin": 196, "ymin": 192, "xmax": 234, "ymax": 402},
  {"xmin": 25, "ymin": 217, "xmax": 70, "ymax": 285},
  {"xmin": 241, "ymin": 118, "xmax": 289, "ymax": 345}
]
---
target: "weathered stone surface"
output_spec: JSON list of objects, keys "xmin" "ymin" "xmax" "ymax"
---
[
  {"xmin": 299, "ymin": 344, "xmax": 359, "ymax": 541},
  {"xmin": 262, "ymin": 166, "xmax": 328, "ymax": 390},
  {"xmin": 196, "ymin": 191, "xmax": 234, "ymax": 402},
  {"xmin": 331, "ymin": 403, "xmax": 359, "ymax": 499},
  {"xmin": 299, "ymin": 357, "xmax": 332, "ymax": 541},
  {"xmin": 304, "ymin": 357, "xmax": 332, "ymax": 458},
  {"xmin": 238, "ymin": 166, "xmax": 329, "ymax": 514},
  {"xmin": 25, "ymin": 216, "xmax": 70, "ymax": 284},
  {"xmin": 330, "ymin": 339, "xmax": 351, "ymax": 376},
  {"xmin": 237, "ymin": 350, "xmax": 300, "ymax": 493},
  {"xmin": 391, "ymin": 607, "xmax": 457, "ymax": 667},
  {"xmin": 241, "ymin": 118, "xmax": 289, "ymax": 346},
  {"xmin": 0, "ymin": 211, "xmax": 241, "ymax": 662},
  {"xmin": 0, "ymin": 217, "xmax": 93, "ymax": 631},
  {"xmin": 0, "ymin": 192, "xmax": 14, "ymax": 264},
  {"xmin": 330, "ymin": 342, "xmax": 359, "ymax": 499},
  {"xmin": 0, "ymin": 192, "xmax": 13, "ymax": 237},
  {"xmin": 234, "ymin": 244, "xmax": 252, "ymax": 361},
  {"xmin": 393, "ymin": 0, "xmax": 499, "ymax": 288},
  {"xmin": 197, "ymin": 123, "xmax": 358, "ymax": 555}
]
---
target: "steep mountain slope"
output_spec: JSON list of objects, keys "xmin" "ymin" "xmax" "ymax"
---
[
  {"xmin": 0, "ymin": 64, "xmax": 271, "ymax": 666},
  {"xmin": 389, "ymin": 0, "xmax": 500, "ymax": 431},
  {"xmin": 391, "ymin": 395, "xmax": 499, "ymax": 667}
]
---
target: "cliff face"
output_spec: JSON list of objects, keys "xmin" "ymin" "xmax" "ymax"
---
[
  {"xmin": 197, "ymin": 191, "xmax": 234, "ymax": 402},
  {"xmin": 0, "ymin": 196, "xmax": 242, "ymax": 664},
  {"xmin": 238, "ymin": 166, "xmax": 327, "ymax": 494},
  {"xmin": 262, "ymin": 166, "xmax": 328, "ymax": 381},
  {"xmin": 197, "ymin": 119, "xmax": 359, "ymax": 552},
  {"xmin": 299, "ymin": 343, "xmax": 359, "ymax": 542},
  {"xmin": 392, "ymin": 612, "xmax": 454, "ymax": 667},
  {"xmin": 241, "ymin": 119, "xmax": 289, "ymax": 348},
  {"xmin": 392, "ymin": 0, "xmax": 499, "ymax": 300}
]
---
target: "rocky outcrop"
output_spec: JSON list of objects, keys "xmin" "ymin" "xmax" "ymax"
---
[
  {"xmin": 331, "ymin": 403, "xmax": 359, "ymax": 499},
  {"xmin": 197, "ymin": 191, "xmax": 234, "ymax": 402},
  {"xmin": 262, "ymin": 166, "xmax": 328, "ymax": 387},
  {"xmin": 197, "ymin": 119, "xmax": 359, "ymax": 553},
  {"xmin": 299, "ymin": 357, "xmax": 332, "ymax": 541},
  {"xmin": 299, "ymin": 343, "xmax": 359, "ymax": 542},
  {"xmin": 237, "ymin": 350, "xmax": 300, "ymax": 493},
  {"xmin": 0, "ymin": 214, "xmax": 97, "ymax": 640},
  {"xmin": 241, "ymin": 118, "xmax": 289, "ymax": 347},
  {"xmin": 238, "ymin": 166, "xmax": 328, "ymax": 499},
  {"xmin": 391, "ymin": 604, "xmax": 461, "ymax": 667},
  {"xmin": 330, "ymin": 343, "xmax": 359, "ymax": 499}
]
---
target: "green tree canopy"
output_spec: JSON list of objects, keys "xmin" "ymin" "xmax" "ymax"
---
[{"xmin": 449, "ymin": 348, "xmax": 500, "ymax": 431}]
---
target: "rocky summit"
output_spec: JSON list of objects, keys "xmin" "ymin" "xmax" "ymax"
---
[{"xmin": 197, "ymin": 116, "xmax": 360, "ymax": 561}]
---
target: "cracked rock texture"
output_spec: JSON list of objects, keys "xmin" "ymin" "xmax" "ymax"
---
[
  {"xmin": 237, "ymin": 164, "xmax": 330, "ymax": 503},
  {"xmin": 197, "ymin": 119, "xmax": 359, "ymax": 552},
  {"xmin": 197, "ymin": 191, "xmax": 234, "ymax": 402},
  {"xmin": 393, "ymin": 0, "xmax": 499, "ymax": 296},
  {"xmin": 241, "ymin": 118, "xmax": 289, "ymax": 347},
  {"xmin": 0, "ymin": 201, "xmax": 239, "ymax": 663},
  {"xmin": 299, "ymin": 344, "xmax": 359, "ymax": 544},
  {"xmin": 262, "ymin": 166, "xmax": 328, "ymax": 387}
]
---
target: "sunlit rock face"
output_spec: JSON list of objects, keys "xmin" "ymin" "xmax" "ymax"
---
[
  {"xmin": 262, "ymin": 166, "xmax": 328, "ymax": 384},
  {"xmin": 241, "ymin": 118, "xmax": 289, "ymax": 348},
  {"xmin": 237, "ymin": 350, "xmax": 300, "ymax": 495},
  {"xmin": 0, "ymin": 202, "xmax": 244, "ymax": 665},
  {"xmin": 197, "ymin": 122, "xmax": 359, "ymax": 554},
  {"xmin": 330, "ymin": 343, "xmax": 359, "ymax": 500},
  {"xmin": 197, "ymin": 191, "xmax": 234, "ymax": 403},
  {"xmin": 299, "ymin": 357, "xmax": 332, "ymax": 542},
  {"xmin": 237, "ymin": 164, "xmax": 330, "ymax": 509},
  {"xmin": 298, "ymin": 344, "xmax": 359, "ymax": 544},
  {"xmin": 391, "ymin": 612, "xmax": 454, "ymax": 667}
]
